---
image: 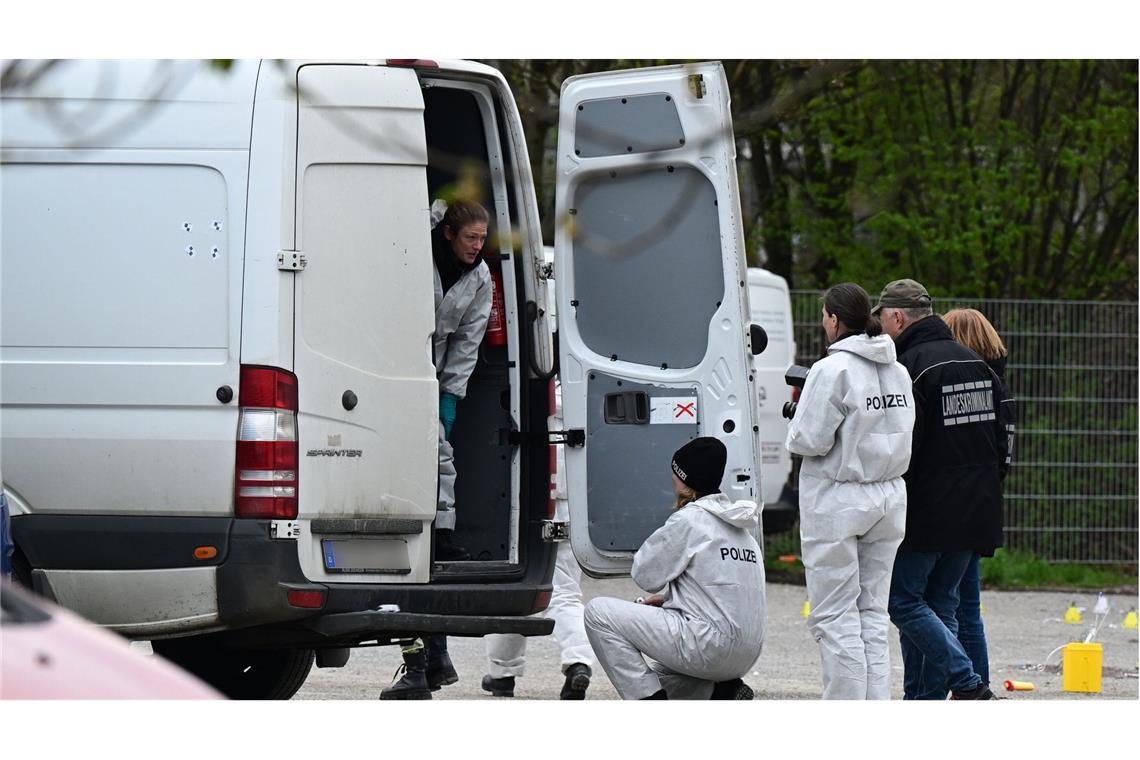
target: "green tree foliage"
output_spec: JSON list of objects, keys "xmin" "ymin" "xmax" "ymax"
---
[
  {"xmin": 762, "ymin": 60, "xmax": 1140, "ymax": 299},
  {"xmin": 489, "ymin": 59, "xmax": 1138, "ymax": 300}
]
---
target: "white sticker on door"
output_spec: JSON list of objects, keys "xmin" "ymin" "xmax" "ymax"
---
[{"xmin": 650, "ymin": 397, "xmax": 698, "ymax": 424}]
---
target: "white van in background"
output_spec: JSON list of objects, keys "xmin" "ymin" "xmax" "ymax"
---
[
  {"xmin": 1, "ymin": 59, "xmax": 765, "ymax": 697},
  {"xmin": 747, "ymin": 268, "xmax": 799, "ymax": 533}
]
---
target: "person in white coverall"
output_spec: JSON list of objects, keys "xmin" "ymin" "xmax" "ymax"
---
[
  {"xmin": 785, "ymin": 283, "xmax": 915, "ymax": 700},
  {"xmin": 481, "ymin": 510, "xmax": 596, "ymax": 699},
  {"xmin": 584, "ymin": 437, "xmax": 766, "ymax": 700},
  {"xmin": 481, "ymin": 386, "xmax": 595, "ymax": 699},
  {"xmin": 430, "ymin": 199, "xmax": 493, "ymax": 560},
  {"xmin": 379, "ymin": 199, "xmax": 492, "ymax": 701}
]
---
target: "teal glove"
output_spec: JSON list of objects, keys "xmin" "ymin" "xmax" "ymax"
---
[{"xmin": 439, "ymin": 392, "xmax": 459, "ymax": 440}]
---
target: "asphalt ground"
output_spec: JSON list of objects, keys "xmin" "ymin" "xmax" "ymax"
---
[{"xmin": 295, "ymin": 578, "xmax": 1139, "ymax": 701}]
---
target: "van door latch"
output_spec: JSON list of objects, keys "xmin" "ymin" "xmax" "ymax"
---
[
  {"xmin": 604, "ymin": 391, "xmax": 650, "ymax": 425},
  {"xmin": 277, "ymin": 250, "xmax": 307, "ymax": 271},
  {"xmin": 541, "ymin": 521, "xmax": 569, "ymax": 542}
]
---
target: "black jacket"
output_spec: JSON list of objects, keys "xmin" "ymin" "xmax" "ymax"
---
[
  {"xmin": 986, "ymin": 355, "xmax": 1017, "ymax": 476},
  {"xmin": 894, "ymin": 316, "xmax": 1010, "ymax": 553}
]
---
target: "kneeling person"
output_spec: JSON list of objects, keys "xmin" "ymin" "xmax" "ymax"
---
[{"xmin": 584, "ymin": 438, "xmax": 766, "ymax": 700}]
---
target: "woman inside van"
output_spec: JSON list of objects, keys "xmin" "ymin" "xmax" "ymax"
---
[
  {"xmin": 785, "ymin": 283, "xmax": 915, "ymax": 699},
  {"xmin": 429, "ymin": 198, "xmax": 493, "ymax": 561},
  {"xmin": 583, "ymin": 437, "xmax": 765, "ymax": 700}
]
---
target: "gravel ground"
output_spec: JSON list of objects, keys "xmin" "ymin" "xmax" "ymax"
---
[{"xmin": 295, "ymin": 578, "xmax": 1139, "ymax": 700}]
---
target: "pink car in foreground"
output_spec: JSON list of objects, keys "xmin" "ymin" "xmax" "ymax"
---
[{"xmin": 1, "ymin": 581, "xmax": 221, "ymax": 699}]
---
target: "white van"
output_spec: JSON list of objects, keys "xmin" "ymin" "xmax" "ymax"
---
[
  {"xmin": 1, "ymin": 59, "xmax": 765, "ymax": 697},
  {"xmin": 747, "ymin": 268, "xmax": 799, "ymax": 533}
]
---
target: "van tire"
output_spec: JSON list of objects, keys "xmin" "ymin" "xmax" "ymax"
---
[
  {"xmin": 10, "ymin": 547, "xmax": 34, "ymax": 591},
  {"xmin": 153, "ymin": 638, "xmax": 314, "ymax": 700}
]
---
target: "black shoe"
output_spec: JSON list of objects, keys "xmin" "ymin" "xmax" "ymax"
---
[
  {"xmin": 559, "ymin": 663, "xmax": 591, "ymax": 700},
  {"xmin": 951, "ymin": 682, "xmax": 995, "ymax": 700},
  {"xmin": 710, "ymin": 678, "xmax": 754, "ymax": 700},
  {"xmin": 435, "ymin": 529, "xmax": 471, "ymax": 562},
  {"xmin": 424, "ymin": 635, "xmax": 458, "ymax": 691},
  {"xmin": 379, "ymin": 651, "xmax": 432, "ymax": 700},
  {"xmin": 481, "ymin": 674, "xmax": 516, "ymax": 697},
  {"xmin": 640, "ymin": 688, "xmax": 668, "ymax": 700}
]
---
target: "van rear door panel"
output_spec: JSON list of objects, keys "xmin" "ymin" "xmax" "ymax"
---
[
  {"xmin": 292, "ymin": 64, "xmax": 437, "ymax": 584},
  {"xmin": 555, "ymin": 62, "xmax": 760, "ymax": 576}
]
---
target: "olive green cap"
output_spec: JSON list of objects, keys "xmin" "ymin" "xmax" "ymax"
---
[{"xmin": 871, "ymin": 279, "xmax": 932, "ymax": 315}]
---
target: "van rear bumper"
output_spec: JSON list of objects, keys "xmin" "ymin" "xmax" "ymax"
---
[
  {"xmin": 305, "ymin": 610, "xmax": 554, "ymax": 639},
  {"xmin": 12, "ymin": 514, "xmax": 553, "ymax": 638}
]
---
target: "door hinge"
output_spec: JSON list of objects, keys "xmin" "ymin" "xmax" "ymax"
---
[
  {"xmin": 548, "ymin": 429, "xmax": 585, "ymax": 447},
  {"xmin": 503, "ymin": 428, "xmax": 585, "ymax": 448},
  {"xmin": 541, "ymin": 520, "xmax": 569, "ymax": 542},
  {"xmin": 270, "ymin": 520, "xmax": 301, "ymax": 539},
  {"xmin": 688, "ymin": 73, "xmax": 706, "ymax": 99},
  {"xmin": 277, "ymin": 250, "xmax": 307, "ymax": 271}
]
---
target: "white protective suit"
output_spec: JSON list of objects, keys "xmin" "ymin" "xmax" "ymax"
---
[
  {"xmin": 785, "ymin": 332, "xmax": 915, "ymax": 699},
  {"xmin": 484, "ymin": 502, "xmax": 595, "ymax": 677},
  {"xmin": 433, "ymin": 256, "xmax": 492, "ymax": 529},
  {"xmin": 583, "ymin": 494, "xmax": 766, "ymax": 700}
]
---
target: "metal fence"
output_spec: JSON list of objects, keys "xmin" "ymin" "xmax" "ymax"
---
[{"xmin": 787, "ymin": 291, "xmax": 1138, "ymax": 564}]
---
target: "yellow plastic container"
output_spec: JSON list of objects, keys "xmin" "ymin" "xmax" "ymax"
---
[{"xmin": 1061, "ymin": 643, "xmax": 1103, "ymax": 693}]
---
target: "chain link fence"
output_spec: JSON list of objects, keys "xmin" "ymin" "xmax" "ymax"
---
[{"xmin": 784, "ymin": 291, "xmax": 1138, "ymax": 564}]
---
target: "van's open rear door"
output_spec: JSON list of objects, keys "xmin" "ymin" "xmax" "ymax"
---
[
  {"xmin": 554, "ymin": 62, "xmax": 761, "ymax": 576},
  {"xmin": 292, "ymin": 64, "xmax": 438, "ymax": 584}
]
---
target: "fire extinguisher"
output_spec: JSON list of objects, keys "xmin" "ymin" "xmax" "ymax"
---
[{"xmin": 484, "ymin": 266, "xmax": 507, "ymax": 347}]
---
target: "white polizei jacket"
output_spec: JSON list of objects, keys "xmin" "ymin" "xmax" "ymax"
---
[
  {"xmin": 632, "ymin": 494, "xmax": 766, "ymax": 647},
  {"xmin": 785, "ymin": 333, "xmax": 915, "ymax": 519},
  {"xmin": 433, "ymin": 260, "xmax": 492, "ymax": 399}
]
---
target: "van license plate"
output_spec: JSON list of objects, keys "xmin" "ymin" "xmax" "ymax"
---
[{"xmin": 322, "ymin": 539, "xmax": 411, "ymax": 574}]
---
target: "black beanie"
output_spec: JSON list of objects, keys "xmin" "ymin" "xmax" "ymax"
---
[{"xmin": 670, "ymin": 437, "xmax": 727, "ymax": 495}]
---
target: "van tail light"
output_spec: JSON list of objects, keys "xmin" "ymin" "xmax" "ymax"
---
[
  {"xmin": 547, "ymin": 379, "xmax": 559, "ymax": 520},
  {"xmin": 235, "ymin": 366, "xmax": 299, "ymax": 519}
]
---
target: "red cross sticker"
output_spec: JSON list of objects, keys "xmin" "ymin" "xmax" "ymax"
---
[{"xmin": 675, "ymin": 402, "xmax": 696, "ymax": 419}]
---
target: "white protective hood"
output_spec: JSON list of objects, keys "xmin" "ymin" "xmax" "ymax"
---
[
  {"xmin": 785, "ymin": 332, "xmax": 915, "ymax": 487},
  {"xmin": 631, "ymin": 494, "xmax": 766, "ymax": 647},
  {"xmin": 693, "ymin": 493, "xmax": 761, "ymax": 531}
]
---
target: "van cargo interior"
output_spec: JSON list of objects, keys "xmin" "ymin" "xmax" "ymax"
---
[{"xmin": 422, "ymin": 80, "xmax": 527, "ymax": 567}]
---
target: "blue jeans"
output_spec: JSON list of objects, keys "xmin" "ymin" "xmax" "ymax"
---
[
  {"xmin": 955, "ymin": 553, "xmax": 989, "ymax": 684},
  {"xmin": 888, "ymin": 548, "xmax": 981, "ymax": 698},
  {"xmin": 914, "ymin": 552, "xmax": 991, "ymax": 699}
]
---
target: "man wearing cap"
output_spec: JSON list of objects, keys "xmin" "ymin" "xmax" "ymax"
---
[
  {"xmin": 583, "ymin": 437, "xmax": 766, "ymax": 700},
  {"xmin": 873, "ymin": 279, "xmax": 1009, "ymax": 700}
]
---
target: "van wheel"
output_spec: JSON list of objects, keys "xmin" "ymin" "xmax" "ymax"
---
[
  {"xmin": 10, "ymin": 547, "xmax": 35, "ymax": 590},
  {"xmin": 153, "ymin": 638, "xmax": 314, "ymax": 700}
]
